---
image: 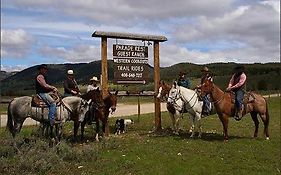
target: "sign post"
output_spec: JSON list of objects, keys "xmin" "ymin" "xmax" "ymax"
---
[{"xmin": 92, "ymin": 31, "xmax": 167, "ymax": 132}]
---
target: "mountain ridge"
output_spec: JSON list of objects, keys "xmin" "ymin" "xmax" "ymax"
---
[{"xmin": 1, "ymin": 60, "xmax": 280, "ymax": 95}]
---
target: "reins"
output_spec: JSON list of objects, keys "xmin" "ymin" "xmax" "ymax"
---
[
  {"xmin": 169, "ymin": 87, "xmax": 198, "ymax": 112},
  {"xmin": 208, "ymin": 85, "xmax": 226, "ymax": 105}
]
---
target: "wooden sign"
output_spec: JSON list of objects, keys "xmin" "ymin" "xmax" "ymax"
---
[
  {"xmin": 113, "ymin": 44, "xmax": 148, "ymax": 58},
  {"xmin": 113, "ymin": 44, "xmax": 149, "ymax": 84}
]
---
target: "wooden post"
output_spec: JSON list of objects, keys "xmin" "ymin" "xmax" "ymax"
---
[
  {"xmin": 101, "ymin": 37, "xmax": 108, "ymax": 98},
  {"xmin": 138, "ymin": 94, "xmax": 140, "ymax": 122},
  {"xmin": 154, "ymin": 41, "xmax": 161, "ymax": 131},
  {"xmin": 101, "ymin": 37, "xmax": 109, "ymax": 137}
]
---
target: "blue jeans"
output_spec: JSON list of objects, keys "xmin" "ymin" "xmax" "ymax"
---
[
  {"xmin": 235, "ymin": 89, "xmax": 244, "ymax": 109},
  {"xmin": 39, "ymin": 93, "xmax": 56, "ymax": 125},
  {"xmin": 203, "ymin": 95, "xmax": 211, "ymax": 113}
]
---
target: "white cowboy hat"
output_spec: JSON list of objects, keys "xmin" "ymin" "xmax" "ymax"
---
[
  {"xmin": 67, "ymin": 69, "xmax": 74, "ymax": 75},
  {"xmin": 90, "ymin": 76, "xmax": 99, "ymax": 81}
]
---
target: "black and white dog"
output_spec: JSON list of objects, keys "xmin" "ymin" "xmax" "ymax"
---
[{"xmin": 115, "ymin": 119, "xmax": 134, "ymax": 135}]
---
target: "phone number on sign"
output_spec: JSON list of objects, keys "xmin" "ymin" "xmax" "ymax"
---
[{"xmin": 120, "ymin": 72, "xmax": 143, "ymax": 78}]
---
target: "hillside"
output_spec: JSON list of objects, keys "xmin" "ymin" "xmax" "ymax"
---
[
  {"xmin": 0, "ymin": 71, "xmax": 17, "ymax": 81},
  {"xmin": 1, "ymin": 61, "xmax": 280, "ymax": 96}
]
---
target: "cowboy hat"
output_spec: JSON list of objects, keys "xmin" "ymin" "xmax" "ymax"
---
[
  {"xmin": 67, "ymin": 70, "xmax": 74, "ymax": 75},
  {"xmin": 201, "ymin": 66, "xmax": 209, "ymax": 72},
  {"xmin": 234, "ymin": 65, "xmax": 245, "ymax": 71},
  {"xmin": 37, "ymin": 64, "xmax": 48, "ymax": 70},
  {"xmin": 178, "ymin": 71, "xmax": 186, "ymax": 76},
  {"xmin": 90, "ymin": 76, "xmax": 99, "ymax": 81}
]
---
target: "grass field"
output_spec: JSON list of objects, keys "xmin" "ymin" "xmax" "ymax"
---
[{"xmin": 0, "ymin": 97, "xmax": 280, "ymax": 175}]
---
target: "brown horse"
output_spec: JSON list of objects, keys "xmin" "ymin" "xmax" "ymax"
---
[
  {"xmin": 73, "ymin": 89, "xmax": 105, "ymax": 141},
  {"xmin": 157, "ymin": 81, "xmax": 184, "ymax": 133},
  {"xmin": 200, "ymin": 79, "xmax": 270, "ymax": 141},
  {"xmin": 80, "ymin": 90, "xmax": 118, "ymax": 141},
  {"xmin": 157, "ymin": 81, "xmax": 172, "ymax": 100}
]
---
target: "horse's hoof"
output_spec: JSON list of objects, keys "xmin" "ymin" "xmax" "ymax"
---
[
  {"xmin": 198, "ymin": 135, "xmax": 202, "ymax": 139},
  {"xmin": 190, "ymin": 135, "xmax": 194, "ymax": 138},
  {"xmin": 266, "ymin": 137, "xmax": 270, "ymax": 140},
  {"xmin": 224, "ymin": 139, "xmax": 229, "ymax": 143}
]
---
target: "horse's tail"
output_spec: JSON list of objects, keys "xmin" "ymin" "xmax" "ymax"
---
[{"xmin": 7, "ymin": 99, "xmax": 15, "ymax": 137}]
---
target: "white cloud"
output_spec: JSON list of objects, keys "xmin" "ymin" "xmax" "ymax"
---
[
  {"xmin": 261, "ymin": 0, "xmax": 280, "ymax": 14},
  {"xmin": 1, "ymin": 0, "xmax": 279, "ymax": 69},
  {"xmin": 171, "ymin": 2, "xmax": 280, "ymax": 62},
  {"xmin": 1, "ymin": 64, "xmax": 29, "ymax": 72},
  {"xmin": 40, "ymin": 45, "xmax": 100, "ymax": 62},
  {"xmin": 1, "ymin": 29, "xmax": 34, "ymax": 58}
]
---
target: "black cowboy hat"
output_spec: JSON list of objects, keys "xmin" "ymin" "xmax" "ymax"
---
[
  {"xmin": 37, "ymin": 64, "xmax": 48, "ymax": 70},
  {"xmin": 234, "ymin": 65, "xmax": 245, "ymax": 71},
  {"xmin": 179, "ymin": 71, "xmax": 186, "ymax": 76}
]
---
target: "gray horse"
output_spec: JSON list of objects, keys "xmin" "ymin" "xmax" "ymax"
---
[{"xmin": 7, "ymin": 96, "xmax": 89, "ymax": 139}]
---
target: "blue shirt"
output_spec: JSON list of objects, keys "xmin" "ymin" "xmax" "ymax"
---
[{"xmin": 178, "ymin": 78, "xmax": 191, "ymax": 89}]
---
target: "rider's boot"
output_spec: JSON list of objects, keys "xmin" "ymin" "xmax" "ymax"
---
[{"xmin": 234, "ymin": 107, "xmax": 243, "ymax": 121}]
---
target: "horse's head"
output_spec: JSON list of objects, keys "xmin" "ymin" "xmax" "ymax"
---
[
  {"xmin": 62, "ymin": 96, "xmax": 90, "ymax": 122},
  {"xmin": 167, "ymin": 82, "xmax": 180, "ymax": 104},
  {"xmin": 157, "ymin": 81, "xmax": 171, "ymax": 99},
  {"xmin": 86, "ymin": 89, "xmax": 104, "ymax": 104},
  {"xmin": 200, "ymin": 79, "xmax": 213, "ymax": 97},
  {"xmin": 105, "ymin": 90, "xmax": 118, "ymax": 114},
  {"xmin": 77, "ymin": 99, "xmax": 91, "ymax": 121}
]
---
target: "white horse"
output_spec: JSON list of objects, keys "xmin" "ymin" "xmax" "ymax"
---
[
  {"xmin": 7, "ymin": 96, "xmax": 89, "ymax": 139},
  {"xmin": 167, "ymin": 82, "xmax": 204, "ymax": 138}
]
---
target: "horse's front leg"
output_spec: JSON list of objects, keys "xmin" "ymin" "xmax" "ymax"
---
[
  {"xmin": 172, "ymin": 111, "xmax": 181, "ymax": 135},
  {"xmin": 169, "ymin": 112, "xmax": 176, "ymax": 132},
  {"xmin": 73, "ymin": 120, "xmax": 80, "ymax": 141},
  {"xmin": 95, "ymin": 119, "xmax": 100, "ymax": 141},
  {"xmin": 219, "ymin": 114, "xmax": 229, "ymax": 142},
  {"xmin": 80, "ymin": 120, "xmax": 86, "ymax": 141},
  {"xmin": 195, "ymin": 113, "xmax": 202, "ymax": 138},
  {"xmin": 189, "ymin": 115, "xmax": 195, "ymax": 138}
]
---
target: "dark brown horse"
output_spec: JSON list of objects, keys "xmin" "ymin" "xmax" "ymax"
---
[
  {"xmin": 200, "ymin": 79, "xmax": 270, "ymax": 141},
  {"xmin": 80, "ymin": 90, "xmax": 118, "ymax": 141},
  {"xmin": 72, "ymin": 89, "xmax": 105, "ymax": 141}
]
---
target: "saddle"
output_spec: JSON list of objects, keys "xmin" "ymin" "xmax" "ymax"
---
[
  {"xmin": 230, "ymin": 91, "xmax": 256, "ymax": 104},
  {"xmin": 31, "ymin": 93, "xmax": 61, "ymax": 108}
]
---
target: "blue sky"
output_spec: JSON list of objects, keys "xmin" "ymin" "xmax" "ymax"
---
[{"xmin": 1, "ymin": 0, "xmax": 280, "ymax": 71}]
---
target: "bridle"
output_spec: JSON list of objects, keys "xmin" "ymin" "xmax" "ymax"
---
[
  {"xmin": 201, "ymin": 82, "xmax": 225, "ymax": 104},
  {"xmin": 168, "ymin": 87, "xmax": 198, "ymax": 112}
]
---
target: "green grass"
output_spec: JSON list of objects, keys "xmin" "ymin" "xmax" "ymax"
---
[
  {"xmin": 0, "ymin": 97, "xmax": 280, "ymax": 175},
  {"xmin": 117, "ymin": 96, "xmax": 154, "ymax": 104},
  {"xmin": 0, "ymin": 103, "xmax": 8, "ymax": 114}
]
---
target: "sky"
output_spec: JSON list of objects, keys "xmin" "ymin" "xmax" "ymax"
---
[{"xmin": 1, "ymin": 0, "xmax": 280, "ymax": 72}]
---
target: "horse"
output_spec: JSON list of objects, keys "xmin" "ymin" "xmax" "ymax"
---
[
  {"xmin": 80, "ymin": 90, "xmax": 118, "ymax": 141},
  {"xmin": 7, "ymin": 95, "xmax": 89, "ymax": 142},
  {"xmin": 168, "ymin": 82, "xmax": 204, "ymax": 138},
  {"xmin": 200, "ymin": 79, "xmax": 270, "ymax": 141},
  {"xmin": 157, "ymin": 81, "xmax": 172, "ymax": 100},
  {"xmin": 157, "ymin": 81, "xmax": 181, "ymax": 134}
]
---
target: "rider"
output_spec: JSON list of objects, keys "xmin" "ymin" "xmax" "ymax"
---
[
  {"xmin": 197, "ymin": 66, "xmax": 213, "ymax": 115},
  {"xmin": 63, "ymin": 69, "xmax": 80, "ymax": 96},
  {"xmin": 86, "ymin": 76, "xmax": 100, "ymax": 124},
  {"xmin": 226, "ymin": 65, "xmax": 247, "ymax": 121},
  {"xmin": 177, "ymin": 71, "xmax": 191, "ymax": 89},
  {"xmin": 87, "ymin": 76, "xmax": 100, "ymax": 92},
  {"xmin": 36, "ymin": 64, "xmax": 58, "ymax": 126}
]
